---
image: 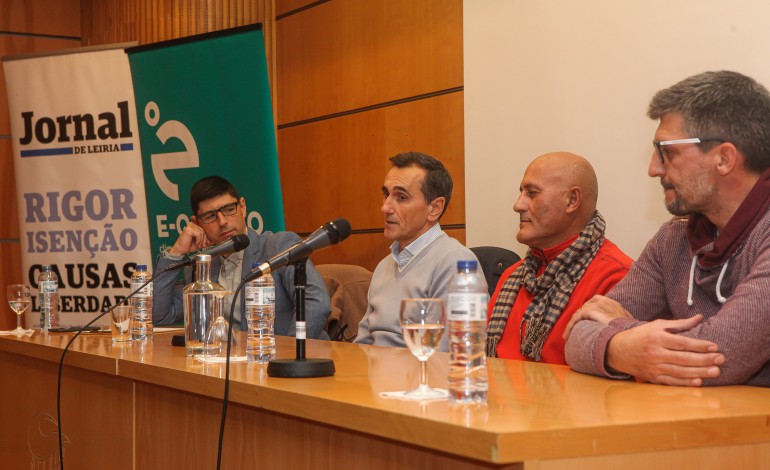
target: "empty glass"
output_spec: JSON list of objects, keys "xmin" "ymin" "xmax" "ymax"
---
[{"xmin": 204, "ymin": 315, "xmax": 238, "ymax": 358}]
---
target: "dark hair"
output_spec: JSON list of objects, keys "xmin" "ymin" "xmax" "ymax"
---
[
  {"xmin": 648, "ymin": 70, "xmax": 770, "ymax": 173},
  {"xmin": 389, "ymin": 152, "xmax": 453, "ymax": 218},
  {"xmin": 190, "ymin": 176, "xmax": 240, "ymax": 214}
]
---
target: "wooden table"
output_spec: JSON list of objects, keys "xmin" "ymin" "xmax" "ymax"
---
[{"xmin": 2, "ymin": 331, "xmax": 770, "ymax": 469}]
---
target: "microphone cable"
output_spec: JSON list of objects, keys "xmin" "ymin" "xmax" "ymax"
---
[
  {"xmin": 55, "ymin": 265, "xmax": 174, "ymax": 470},
  {"xmin": 216, "ymin": 278, "xmax": 248, "ymax": 470},
  {"xmin": 55, "ymin": 234, "xmax": 250, "ymax": 469},
  {"xmin": 215, "ymin": 219, "xmax": 351, "ymax": 467}
]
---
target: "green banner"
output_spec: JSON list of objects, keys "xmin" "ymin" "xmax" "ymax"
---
[{"xmin": 127, "ymin": 25, "xmax": 284, "ymax": 257}]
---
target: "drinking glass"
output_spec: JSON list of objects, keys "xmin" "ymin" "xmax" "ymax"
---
[
  {"xmin": 7, "ymin": 284, "xmax": 31, "ymax": 336},
  {"xmin": 400, "ymin": 298, "xmax": 446, "ymax": 398},
  {"xmin": 203, "ymin": 315, "xmax": 238, "ymax": 358},
  {"xmin": 110, "ymin": 305, "xmax": 133, "ymax": 343}
]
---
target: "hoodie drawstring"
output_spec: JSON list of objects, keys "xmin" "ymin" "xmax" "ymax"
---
[
  {"xmin": 687, "ymin": 255, "xmax": 698, "ymax": 306},
  {"xmin": 715, "ymin": 260, "xmax": 729, "ymax": 304},
  {"xmin": 687, "ymin": 254, "xmax": 729, "ymax": 306}
]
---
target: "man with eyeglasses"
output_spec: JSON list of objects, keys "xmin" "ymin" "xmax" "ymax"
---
[
  {"xmin": 152, "ymin": 175, "xmax": 331, "ymax": 339},
  {"xmin": 564, "ymin": 70, "xmax": 770, "ymax": 387}
]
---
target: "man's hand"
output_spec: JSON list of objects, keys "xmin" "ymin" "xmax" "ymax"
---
[
  {"xmin": 563, "ymin": 295, "xmax": 631, "ymax": 340},
  {"xmin": 606, "ymin": 315, "xmax": 724, "ymax": 386},
  {"xmin": 168, "ymin": 221, "xmax": 210, "ymax": 256}
]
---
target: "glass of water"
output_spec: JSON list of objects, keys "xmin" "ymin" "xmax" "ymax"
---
[
  {"xmin": 400, "ymin": 298, "xmax": 446, "ymax": 398},
  {"xmin": 7, "ymin": 284, "xmax": 31, "ymax": 336}
]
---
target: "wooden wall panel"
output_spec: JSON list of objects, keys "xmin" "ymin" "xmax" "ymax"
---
[
  {"xmin": 1, "ymin": 0, "xmax": 82, "ymax": 334},
  {"xmin": 0, "ymin": 139, "xmax": 16, "ymax": 238},
  {"xmin": 276, "ymin": 0, "xmax": 463, "ymax": 125},
  {"xmin": 276, "ymin": 0, "xmax": 321, "ymax": 18},
  {"xmin": 310, "ymin": 228, "xmax": 466, "ymax": 272},
  {"xmin": 81, "ymin": 0, "xmax": 269, "ymax": 45},
  {"xmin": 0, "ymin": 131, "xmax": 20, "ymax": 338},
  {"xmin": 80, "ymin": 0, "xmax": 276, "ymax": 100},
  {"xmin": 278, "ymin": 91, "xmax": 464, "ymax": 233},
  {"xmin": 276, "ymin": 0, "xmax": 465, "ymax": 271},
  {"xmin": 0, "ymin": 241, "xmax": 23, "ymax": 329},
  {"xmin": 0, "ymin": 0, "xmax": 81, "ymax": 37}
]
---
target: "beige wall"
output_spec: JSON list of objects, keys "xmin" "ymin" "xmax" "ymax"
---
[{"xmin": 464, "ymin": 0, "xmax": 770, "ymax": 259}]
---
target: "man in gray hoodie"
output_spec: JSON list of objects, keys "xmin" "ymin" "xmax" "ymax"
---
[{"xmin": 565, "ymin": 70, "xmax": 770, "ymax": 387}]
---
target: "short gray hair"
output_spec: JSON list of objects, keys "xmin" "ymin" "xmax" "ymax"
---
[{"xmin": 648, "ymin": 70, "xmax": 770, "ymax": 173}]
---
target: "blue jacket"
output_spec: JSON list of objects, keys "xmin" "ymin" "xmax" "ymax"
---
[{"xmin": 152, "ymin": 228, "xmax": 331, "ymax": 339}]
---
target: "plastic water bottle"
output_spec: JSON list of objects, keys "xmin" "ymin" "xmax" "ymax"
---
[
  {"xmin": 38, "ymin": 265, "xmax": 59, "ymax": 331},
  {"xmin": 447, "ymin": 260, "xmax": 489, "ymax": 403},
  {"xmin": 130, "ymin": 264, "xmax": 153, "ymax": 341},
  {"xmin": 245, "ymin": 266, "xmax": 276, "ymax": 363}
]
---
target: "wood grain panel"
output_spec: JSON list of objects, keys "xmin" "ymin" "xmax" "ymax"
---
[
  {"xmin": 0, "ymin": 139, "xmax": 17, "ymax": 238},
  {"xmin": 136, "ymin": 381, "xmax": 512, "ymax": 470},
  {"xmin": 276, "ymin": 0, "xmax": 324, "ymax": 18},
  {"xmin": 528, "ymin": 443, "xmax": 770, "ymax": 470},
  {"xmin": 0, "ymin": 35, "xmax": 81, "ymax": 134},
  {"xmin": 0, "ymin": 351, "xmax": 131, "ymax": 469},
  {"xmin": 276, "ymin": 0, "xmax": 463, "ymax": 124},
  {"xmin": 0, "ymin": 137, "xmax": 22, "ymax": 330},
  {"xmin": 309, "ymin": 228, "xmax": 466, "ymax": 272},
  {"xmin": 278, "ymin": 91, "xmax": 465, "ymax": 232},
  {"xmin": 11, "ymin": 333, "xmax": 770, "ymax": 467},
  {"xmin": 80, "ymin": 0, "xmax": 276, "ymax": 101},
  {"xmin": 81, "ymin": 0, "xmax": 270, "ymax": 44},
  {"xmin": 0, "ymin": 0, "xmax": 81, "ymax": 37},
  {"xmin": 0, "ymin": 241, "xmax": 23, "ymax": 330}
]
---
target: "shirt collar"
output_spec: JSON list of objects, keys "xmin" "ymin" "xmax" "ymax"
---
[
  {"xmin": 223, "ymin": 248, "xmax": 244, "ymax": 266},
  {"xmin": 530, "ymin": 234, "xmax": 579, "ymax": 265},
  {"xmin": 390, "ymin": 223, "xmax": 443, "ymax": 270}
]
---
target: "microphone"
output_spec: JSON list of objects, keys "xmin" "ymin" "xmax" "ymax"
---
[
  {"xmin": 166, "ymin": 233, "xmax": 251, "ymax": 271},
  {"xmin": 246, "ymin": 218, "xmax": 351, "ymax": 281}
]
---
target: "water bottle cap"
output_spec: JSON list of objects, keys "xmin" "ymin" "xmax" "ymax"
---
[
  {"xmin": 42, "ymin": 265, "xmax": 52, "ymax": 271},
  {"xmin": 252, "ymin": 263, "xmax": 259, "ymax": 269},
  {"xmin": 457, "ymin": 260, "xmax": 478, "ymax": 270},
  {"xmin": 194, "ymin": 254, "xmax": 211, "ymax": 262},
  {"xmin": 136, "ymin": 264, "xmax": 147, "ymax": 271}
]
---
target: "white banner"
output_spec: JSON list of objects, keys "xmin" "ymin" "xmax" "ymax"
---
[{"xmin": 3, "ymin": 45, "xmax": 151, "ymax": 327}]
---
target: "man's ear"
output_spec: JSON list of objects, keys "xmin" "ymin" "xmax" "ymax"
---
[
  {"xmin": 715, "ymin": 142, "xmax": 740, "ymax": 176},
  {"xmin": 428, "ymin": 196, "xmax": 446, "ymax": 222},
  {"xmin": 565, "ymin": 187, "xmax": 582, "ymax": 214}
]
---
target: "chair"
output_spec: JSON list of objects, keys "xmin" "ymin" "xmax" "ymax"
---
[
  {"xmin": 316, "ymin": 264, "xmax": 373, "ymax": 342},
  {"xmin": 470, "ymin": 246, "xmax": 521, "ymax": 296}
]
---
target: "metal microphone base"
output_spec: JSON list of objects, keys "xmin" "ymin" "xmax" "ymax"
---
[
  {"xmin": 268, "ymin": 258, "xmax": 336, "ymax": 378},
  {"xmin": 267, "ymin": 358, "xmax": 335, "ymax": 378}
]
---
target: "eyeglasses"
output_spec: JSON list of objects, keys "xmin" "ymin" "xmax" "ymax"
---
[
  {"xmin": 652, "ymin": 137, "xmax": 725, "ymax": 164},
  {"xmin": 196, "ymin": 201, "xmax": 239, "ymax": 224}
]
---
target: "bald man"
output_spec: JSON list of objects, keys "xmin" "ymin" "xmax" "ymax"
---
[{"xmin": 486, "ymin": 152, "xmax": 633, "ymax": 364}]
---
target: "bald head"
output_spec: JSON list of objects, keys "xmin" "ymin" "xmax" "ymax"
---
[
  {"xmin": 528, "ymin": 152, "xmax": 598, "ymax": 217},
  {"xmin": 514, "ymin": 152, "xmax": 599, "ymax": 249}
]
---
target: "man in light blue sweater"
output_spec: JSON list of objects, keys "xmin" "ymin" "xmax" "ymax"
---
[{"xmin": 354, "ymin": 152, "xmax": 480, "ymax": 350}]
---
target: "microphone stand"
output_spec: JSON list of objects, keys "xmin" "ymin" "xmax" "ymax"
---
[{"xmin": 267, "ymin": 258, "xmax": 335, "ymax": 378}]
